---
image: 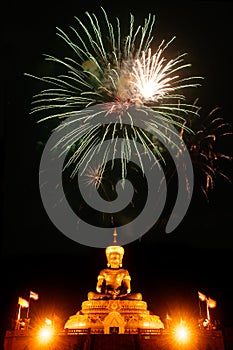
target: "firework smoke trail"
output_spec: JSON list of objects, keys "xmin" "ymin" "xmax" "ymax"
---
[{"xmin": 26, "ymin": 7, "xmax": 202, "ymax": 181}]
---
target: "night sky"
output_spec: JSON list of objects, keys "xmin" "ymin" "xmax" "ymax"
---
[{"xmin": 2, "ymin": 1, "xmax": 233, "ymax": 347}]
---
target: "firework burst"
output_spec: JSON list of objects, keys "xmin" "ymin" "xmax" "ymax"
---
[
  {"xmin": 183, "ymin": 106, "xmax": 233, "ymax": 199},
  {"xmin": 26, "ymin": 7, "xmax": 202, "ymax": 181}
]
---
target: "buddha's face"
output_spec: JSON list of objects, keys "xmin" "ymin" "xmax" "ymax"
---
[{"xmin": 108, "ymin": 252, "xmax": 122, "ymax": 268}]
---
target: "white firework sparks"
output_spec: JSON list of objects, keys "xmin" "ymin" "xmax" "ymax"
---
[
  {"xmin": 131, "ymin": 43, "xmax": 197, "ymax": 103},
  {"xmin": 26, "ymin": 7, "xmax": 202, "ymax": 181}
]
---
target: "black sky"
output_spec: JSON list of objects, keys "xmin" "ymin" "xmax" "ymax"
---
[{"xmin": 1, "ymin": 1, "xmax": 233, "ymax": 347}]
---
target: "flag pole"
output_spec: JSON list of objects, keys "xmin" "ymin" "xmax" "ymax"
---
[
  {"xmin": 198, "ymin": 298, "xmax": 202, "ymax": 319},
  {"xmin": 17, "ymin": 304, "xmax": 21, "ymax": 321},
  {"xmin": 206, "ymin": 298, "xmax": 210, "ymax": 321},
  {"xmin": 15, "ymin": 303, "xmax": 21, "ymax": 330},
  {"xmin": 26, "ymin": 297, "xmax": 31, "ymax": 319}
]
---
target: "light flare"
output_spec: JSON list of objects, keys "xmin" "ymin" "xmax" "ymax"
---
[
  {"xmin": 174, "ymin": 324, "xmax": 190, "ymax": 343},
  {"xmin": 131, "ymin": 45, "xmax": 191, "ymax": 103},
  {"xmin": 37, "ymin": 325, "xmax": 54, "ymax": 344}
]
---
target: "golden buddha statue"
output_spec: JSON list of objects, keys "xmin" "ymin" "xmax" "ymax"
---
[{"xmin": 88, "ymin": 230, "xmax": 142, "ymax": 301}]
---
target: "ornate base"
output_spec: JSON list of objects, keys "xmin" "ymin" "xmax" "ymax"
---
[{"xmin": 64, "ymin": 299, "xmax": 164, "ymax": 334}]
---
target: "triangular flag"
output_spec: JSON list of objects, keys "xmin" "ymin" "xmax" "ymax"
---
[
  {"xmin": 207, "ymin": 298, "xmax": 216, "ymax": 308},
  {"xmin": 30, "ymin": 291, "xmax": 39, "ymax": 300},
  {"xmin": 18, "ymin": 297, "xmax": 29, "ymax": 308},
  {"xmin": 198, "ymin": 291, "xmax": 207, "ymax": 301}
]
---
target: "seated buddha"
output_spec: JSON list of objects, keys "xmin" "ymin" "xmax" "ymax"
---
[{"xmin": 88, "ymin": 240, "xmax": 142, "ymax": 301}]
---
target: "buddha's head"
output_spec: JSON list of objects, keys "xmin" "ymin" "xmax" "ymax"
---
[{"xmin": 105, "ymin": 245, "xmax": 124, "ymax": 268}]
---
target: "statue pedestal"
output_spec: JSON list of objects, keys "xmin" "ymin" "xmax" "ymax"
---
[{"xmin": 64, "ymin": 299, "xmax": 164, "ymax": 334}]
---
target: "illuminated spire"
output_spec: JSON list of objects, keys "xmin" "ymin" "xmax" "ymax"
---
[{"xmin": 113, "ymin": 227, "xmax": 117, "ymax": 245}]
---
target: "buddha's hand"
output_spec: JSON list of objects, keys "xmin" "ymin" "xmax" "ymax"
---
[{"xmin": 108, "ymin": 290, "xmax": 120, "ymax": 299}]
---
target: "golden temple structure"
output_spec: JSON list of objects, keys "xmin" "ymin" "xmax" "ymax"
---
[
  {"xmin": 64, "ymin": 229, "xmax": 164, "ymax": 334},
  {"xmin": 3, "ymin": 229, "xmax": 228, "ymax": 349}
]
